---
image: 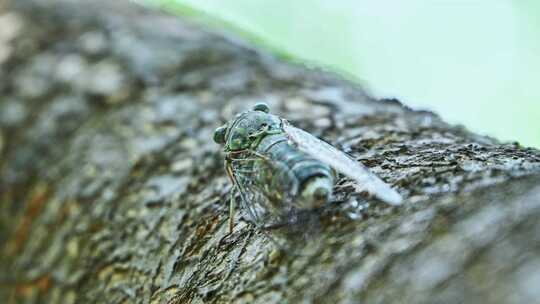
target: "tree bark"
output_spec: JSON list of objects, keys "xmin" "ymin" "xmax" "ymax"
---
[{"xmin": 1, "ymin": 1, "xmax": 540, "ymax": 303}]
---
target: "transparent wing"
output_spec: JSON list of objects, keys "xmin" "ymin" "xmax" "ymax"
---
[
  {"xmin": 228, "ymin": 151, "xmax": 295, "ymax": 228},
  {"xmin": 228, "ymin": 150, "xmax": 327, "ymax": 253},
  {"xmin": 283, "ymin": 121, "xmax": 403, "ymax": 205}
]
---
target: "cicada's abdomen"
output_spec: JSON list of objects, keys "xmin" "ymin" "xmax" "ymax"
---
[{"xmin": 255, "ymin": 133, "xmax": 335, "ymax": 209}]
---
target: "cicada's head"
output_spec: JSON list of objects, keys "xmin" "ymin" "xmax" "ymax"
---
[{"xmin": 213, "ymin": 103, "xmax": 282, "ymax": 151}]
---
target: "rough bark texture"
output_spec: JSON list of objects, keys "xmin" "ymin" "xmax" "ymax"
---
[{"xmin": 1, "ymin": 1, "xmax": 540, "ymax": 303}]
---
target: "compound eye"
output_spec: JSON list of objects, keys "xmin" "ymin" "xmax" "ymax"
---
[
  {"xmin": 213, "ymin": 125, "xmax": 227, "ymax": 144},
  {"xmin": 252, "ymin": 102, "xmax": 270, "ymax": 113}
]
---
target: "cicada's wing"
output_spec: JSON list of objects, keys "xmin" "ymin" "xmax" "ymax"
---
[
  {"xmin": 228, "ymin": 150, "xmax": 327, "ymax": 253},
  {"xmin": 282, "ymin": 121, "xmax": 403, "ymax": 205},
  {"xmin": 227, "ymin": 151, "xmax": 295, "ymax": 228}
]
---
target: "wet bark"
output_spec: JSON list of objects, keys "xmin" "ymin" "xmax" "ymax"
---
[{"xmin": 1, "ymin": 1, "xmax": 540, "ymax": 303}]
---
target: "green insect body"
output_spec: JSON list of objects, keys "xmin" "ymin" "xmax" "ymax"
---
[
  {"xmin": 214, "ymin": 103, "xmax": 402, "ymax": 232},
  {"xmin": 253, "ymin": 132, "xmax": 335, "ymax": 208}
]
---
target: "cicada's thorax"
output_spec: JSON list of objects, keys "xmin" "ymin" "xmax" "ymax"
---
[{"xmin": 253, "ymin": 132, "xmax": 335, "ymax": 209}]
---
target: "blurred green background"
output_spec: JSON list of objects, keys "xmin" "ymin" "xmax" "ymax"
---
[{"xmin": 142, "ymin": 0, "xmax": 539, "ymax": 148}]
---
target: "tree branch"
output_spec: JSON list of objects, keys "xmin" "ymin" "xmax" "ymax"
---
[{"xmin": 1, "ymin": 1, "xmax": 540, "ymax": 303}]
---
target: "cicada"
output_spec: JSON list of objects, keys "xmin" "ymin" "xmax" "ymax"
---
[{"xmin": 214, "ymin": 103, "xmax": 402, "ymax": 233}]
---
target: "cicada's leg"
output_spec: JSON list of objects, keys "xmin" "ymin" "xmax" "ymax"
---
[
  {"xmin": 228, "ymin": 186, "xmax": 236, "ymax": 234},
  {"xmin": 225, "ymin": 159, "xmax": 237, "ymax": 234}
]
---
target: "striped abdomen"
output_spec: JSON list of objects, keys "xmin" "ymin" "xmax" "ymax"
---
[{"xmin": 254, "ymin": 133, "xmax": 335, "ymax": 209}]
